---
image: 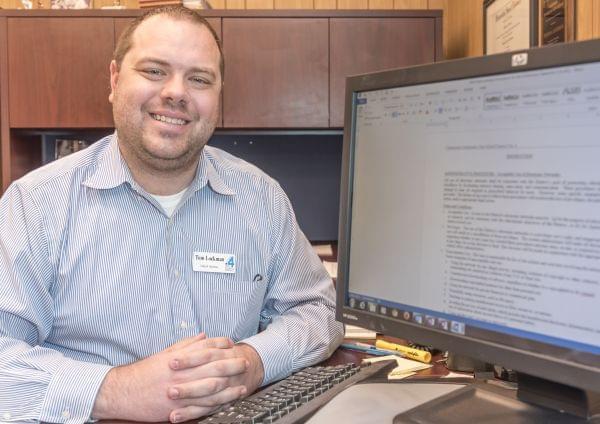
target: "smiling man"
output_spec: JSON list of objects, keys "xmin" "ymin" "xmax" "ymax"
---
[{"xmin": 0, "ymin": 7, "xmax": 343, "ymax": 424}]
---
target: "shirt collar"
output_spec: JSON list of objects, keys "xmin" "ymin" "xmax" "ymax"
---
[
  {"xmin": 83, "ymin": 133, "xmax": 134, "ymax": 190},
  {"xmin": 83, "ymin": 132, "xmax": 236, "ymax": 197},
  {"xmin": 194, "ymin": 148, "xmax": 237, "ymax": 196}
]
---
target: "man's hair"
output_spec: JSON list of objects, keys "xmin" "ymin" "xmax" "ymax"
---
[{"xmin": 113, "ymin": 6, "xmax": 224, "ymax": 79}]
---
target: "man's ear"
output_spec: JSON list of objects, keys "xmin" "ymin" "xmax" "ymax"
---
[{"xmin": 109, "ymin": 60, "xmax": 119, "ymax": 103}]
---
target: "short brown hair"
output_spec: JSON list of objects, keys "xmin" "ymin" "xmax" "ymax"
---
[{"xmin": 113, "ymin": 6, "xmax": 224, "ymax": 79}]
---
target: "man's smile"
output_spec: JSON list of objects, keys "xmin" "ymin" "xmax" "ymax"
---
[{"xmin": 149, "ymin": 112, "xmax": 190, "ymax": 126}]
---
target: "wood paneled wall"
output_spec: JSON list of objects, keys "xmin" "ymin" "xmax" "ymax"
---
[
  {"xmin": 576, "ymin": 0, "xmax": 600, "ymax": 40},
  {"xmin": 438, "ymin": 0, "xmax": 600, "ymax": 59}
]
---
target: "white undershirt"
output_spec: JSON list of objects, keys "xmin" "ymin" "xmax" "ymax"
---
[{"xmin": 150, "ymin": 187, "xmax": 189, "ymax": 217}]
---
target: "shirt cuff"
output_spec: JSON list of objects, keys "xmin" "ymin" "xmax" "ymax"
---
[
  {"xmin": 40, "ymin": 359, "xmax": 112, "ymax": 424},
  {"xmin": 241, "ymin": 330, "xmax": 293, "ymax": 385}
]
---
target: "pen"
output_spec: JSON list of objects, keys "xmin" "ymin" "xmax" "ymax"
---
[
  {"xmin": 340, "ymin": 342, "xmax": 404, "ymax": 357},
  {"xmin": 375, "ymin": 340, "xmax": 432, "ymax": 363}
]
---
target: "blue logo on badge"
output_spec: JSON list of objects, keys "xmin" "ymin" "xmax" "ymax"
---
[{"xmin": 225, "ymin": 256, "xmax": 235, "ymax": 271}]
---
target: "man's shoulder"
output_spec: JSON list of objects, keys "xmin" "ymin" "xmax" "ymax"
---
[
  {"xmin": 12, "ymin": 135, "xmax": 111, "ymax": 195},
  {"xmin": 203, "ymin": 145, "xmax": 280, "ymax": 191}
]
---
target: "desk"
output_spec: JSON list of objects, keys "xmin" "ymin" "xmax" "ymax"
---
[
  {"xmin": 100, "ymin": 346, "xmax": 598, "ymax": 424},
  {"xmin": 99, "ymin": 345, "xmax": 455, "ymax": 424}
]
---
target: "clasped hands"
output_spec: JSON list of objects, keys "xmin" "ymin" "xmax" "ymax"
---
[{"xmin": 92, "ymin": 333, "xmax": 265, "ymax": 423}]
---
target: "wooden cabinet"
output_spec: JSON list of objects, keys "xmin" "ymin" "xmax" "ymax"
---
[
  {"xmin": 0, "ymin": 10, "xmax": 442, "ymax": 191},
  {"xmin": 222, "ymin": 18, "xmax": 329, "ymax": 128},
  {"xmin": 330, "ymin": 17, "xmax": 439, "ymax": 126},
  {"xmin": 8, "ymin": 18, "xmax": 115, "ymax": 128},
  {"xmin": 0, "ymin": 17, "xmax": 8, "ymax": 189},
  {"xmin": 114, "ymin": 17, "xmax": 135, "ymax": 40}
]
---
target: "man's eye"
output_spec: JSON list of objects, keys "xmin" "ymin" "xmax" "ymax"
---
[
  {"xmin": 191, "ymin": 76, "xmax": 210, "ymax": 85},
  {"xmin": 142, "ymin": 68, "xmax": 164, "ymax": 77}
]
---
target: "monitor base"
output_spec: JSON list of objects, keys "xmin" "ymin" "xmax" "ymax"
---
[
  {"xmin": 395, "ymin": 379, "xmax": 599, "ymax": 423},
  {"xmin": 517, "ymin": 373, "xmax": 600, "ymax": 419}
]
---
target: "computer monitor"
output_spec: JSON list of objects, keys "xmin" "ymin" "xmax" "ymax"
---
[{"xmin": 336, "ymin": 39, "xmax": 600, "ymax": 421}]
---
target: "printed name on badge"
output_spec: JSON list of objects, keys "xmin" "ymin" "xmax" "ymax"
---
[{"xmin": 193, "ymin": 252, "xmax": 236, "ymax": 274}]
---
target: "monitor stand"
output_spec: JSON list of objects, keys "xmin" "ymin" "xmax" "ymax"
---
[
  {"xmin": 306, "ymin": 376, "xmax": 599, "ymax": 424},
  {"xmin": 395, "ymin": 374, "xmax": 600, "ymax": 423}
]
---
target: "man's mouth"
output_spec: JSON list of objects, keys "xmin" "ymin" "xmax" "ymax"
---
[{"xmin": 150, "ymin": 113, "xmax": 189, "ymax": 126}]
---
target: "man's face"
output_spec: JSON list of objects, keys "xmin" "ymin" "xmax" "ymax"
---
[{"xmin": 109, "ymin": 15, "xmax": 222, "ymax": 173}]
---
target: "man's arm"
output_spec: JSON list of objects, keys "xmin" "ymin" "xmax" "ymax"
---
[
  {"xmin": 0, "ymin": 184, "xmax": 113, "ymax": 423},
  {"xmin": 238, "ymin": 184, "xmax": 344, "ymax": 384},
  {"xmin": 0, "ymin": 185, "xmax": 249, "ymax": 423}
]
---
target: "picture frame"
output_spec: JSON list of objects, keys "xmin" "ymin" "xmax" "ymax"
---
[
  {"xmin": 483, "ymin": 0, "xmax": 538, "ymax": 54},
  {"xmin": 539, "ymin": 0, "xmax": 576, "ymax": 46},
  {"xmin": 484, "ymin": 0, "xmax": 577, "ymax": 54}
]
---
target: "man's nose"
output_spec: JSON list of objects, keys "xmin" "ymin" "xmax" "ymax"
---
[{"xmin": 160, "ymin": 76, "xmax": 189, "ymax": 106}]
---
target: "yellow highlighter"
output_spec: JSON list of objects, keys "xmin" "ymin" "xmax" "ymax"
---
[{"xmin": 375, "ymin": 340, "xmax": 432, "ymax": 364}]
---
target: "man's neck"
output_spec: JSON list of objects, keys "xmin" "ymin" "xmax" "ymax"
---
[
  {"xmin": 131, "ymin": 163, "xmax": 197, "ymax": 195},
  {"xmin": 118, "ymin": 145, "xmax": 200, "ymax": 196}
]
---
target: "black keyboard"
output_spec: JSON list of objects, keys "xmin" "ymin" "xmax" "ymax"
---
[{"xmin": 199, "ymin": 360, "xmax": 394, "ymax": 424}]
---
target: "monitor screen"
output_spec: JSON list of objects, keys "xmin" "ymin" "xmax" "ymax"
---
[{"xmin": 337, "ymin": 40, "xmax": 600, "ymax": 396}]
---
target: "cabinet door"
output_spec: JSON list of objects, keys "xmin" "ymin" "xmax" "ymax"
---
[
  {"xmin": 222, "ymin": 18, "xmax": 329, "ymax": 128},
  {"xmin": 8, "ymin": 18, "xmax": 115, "ymax": 128},
  {"xmin": 330, "ymin": 18, "xmax": 437, "ymax": 127}
]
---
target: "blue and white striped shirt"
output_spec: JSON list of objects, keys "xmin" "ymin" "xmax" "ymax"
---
[{"xmin": 0, "ymin": 133, "xmax": 344, "ymax": 423}]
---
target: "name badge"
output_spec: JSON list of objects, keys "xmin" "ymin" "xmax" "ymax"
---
[{"xmin": 193, "ymin": 252, "xmax": 236, "ymax": 274}]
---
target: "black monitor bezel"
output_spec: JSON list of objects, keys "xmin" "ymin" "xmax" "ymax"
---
[{"xmin": 337, "ymin": 39, "xmax": 600, "ymax": 393}]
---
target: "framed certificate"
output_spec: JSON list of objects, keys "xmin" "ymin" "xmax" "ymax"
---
[
  {"xmin": 484, "ymin": 0, "xmax": 577, "ymax": 54},
  {"xmin": 484, "ymin": 0, "xmax": 538, "ymax": 54}
]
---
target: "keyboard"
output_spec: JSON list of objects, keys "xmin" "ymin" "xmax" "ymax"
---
[{"xmin": 199, "ymin": 360, "xmax": 395, "ymax": 424}]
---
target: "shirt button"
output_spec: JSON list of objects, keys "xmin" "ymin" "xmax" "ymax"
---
[
  {"xmin": 174, "ymin": 269, "xmax": 180, "ymax": 278},
  {"xmin": 3, "ymin": 412, "xmax": 11, "ymax": 420},
  {"xmin": 62, "ymin": 410, "xmax": 71, "ymax": 419},
  {"xmin": 180, "ymin": 321, "xmax": 188, "ymax": 329}
]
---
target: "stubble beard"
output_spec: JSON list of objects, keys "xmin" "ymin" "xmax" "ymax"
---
[{"xmin": 115, "ymin": 108, "xmax": 217, "ymax": 174}]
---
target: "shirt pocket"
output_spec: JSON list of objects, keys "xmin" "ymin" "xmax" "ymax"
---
[{"xmin": 201, "ymin": 278, "xmax": 267, "ymax": 341}]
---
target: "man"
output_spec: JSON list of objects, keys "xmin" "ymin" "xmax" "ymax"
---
[{"xmin": 0, "ymin": 6, "xmax": 343, "ymax": 423}]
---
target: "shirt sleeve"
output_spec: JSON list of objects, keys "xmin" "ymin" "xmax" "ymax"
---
[
  {"xmin": 241, "ymin": 183, "xmax": 344, "ymax": 385},
  {"xmin": 0, "ymin": 184, "xmax": 112, "ymax": 423}
]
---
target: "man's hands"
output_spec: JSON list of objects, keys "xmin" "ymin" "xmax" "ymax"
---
[
  {"xmin": 92, "ymin": 334, "xmax": 265, "ymax": 423},
  {"xmin": 168, "ymin": 342, "xmax": 265, "ymax": 422}
]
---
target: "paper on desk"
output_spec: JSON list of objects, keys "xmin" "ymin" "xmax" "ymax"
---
[
  {"xmin": 312, "ymin": 244, "xmax": 334, "ymax": 257},
  {"xmin": 362, "ymin": 355, "xmax": 432, "ymax": 380},
  {"xmin": 323, "ymin": 261, "xmax": 338, "ymax": 279},
  {"xmin": 344, "ymin": 324, "xmax": 377, "ymax": 339}
]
